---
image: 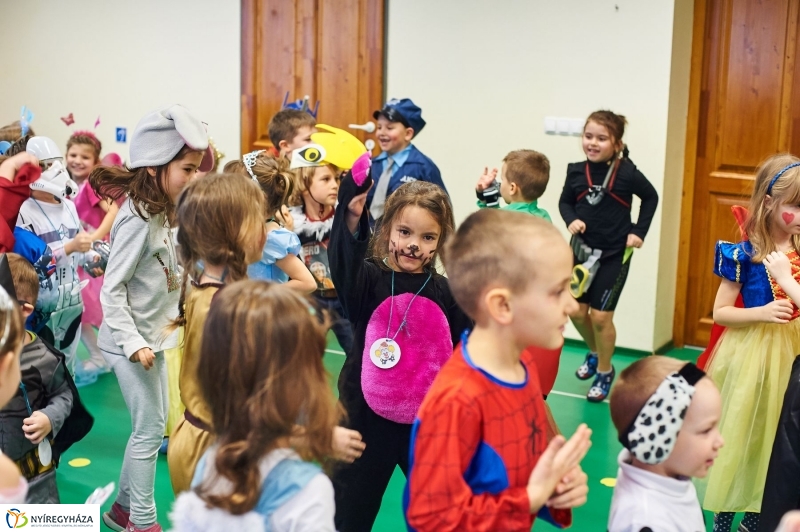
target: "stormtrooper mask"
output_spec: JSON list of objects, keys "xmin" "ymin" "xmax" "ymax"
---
[
  {"xmin": 30, "ymin": 160, "xmax": 79, "ymax": 201},
  {"xmin": 26, "ymin": 136, "xmax": 63, "ymax": 170}
]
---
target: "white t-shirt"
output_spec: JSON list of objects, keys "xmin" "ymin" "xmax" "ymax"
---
[
  {"xmin": 170, "ymin": 448, "xmax": 335, "ymax": 532},
  {"xmin": 17, "ymin": 198, "xmax": 84, "ymax": 317},
  {"xmin": 608, "ymin": 449, "xmax": 706, "ymax": 532}
]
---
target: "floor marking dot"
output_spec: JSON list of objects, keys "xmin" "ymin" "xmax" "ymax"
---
[
  {"xmin": 600, "ymin": 477, "xmax": 616, "ymax": 487},
  {"xmin": 68, "ymin": 458, "xmax": 91, "ymax": 467}
]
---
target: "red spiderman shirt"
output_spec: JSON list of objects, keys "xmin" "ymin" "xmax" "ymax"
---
[{"xmin": 404, "ymin": 330, "xmax": 572, "ymax": 531}]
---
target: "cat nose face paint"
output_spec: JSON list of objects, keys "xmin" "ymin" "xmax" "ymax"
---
[{"xmin": 408, "ymin": 244, "xmax": 420, "ymax": 253}]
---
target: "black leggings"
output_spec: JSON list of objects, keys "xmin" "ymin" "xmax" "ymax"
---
[{"xmin": 332, "ymin": 393, "xmax": 411, "ymax": 532}]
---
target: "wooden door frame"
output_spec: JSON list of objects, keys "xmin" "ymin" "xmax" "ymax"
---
[
  {"xmin": 673, "ymin": 0, "xmax": 708, "ymax": 347},
  {"xmin": 239, "ymin": 0, "xmax": 387, "ymax": 153}
]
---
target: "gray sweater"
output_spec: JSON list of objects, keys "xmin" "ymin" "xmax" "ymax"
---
[{"xmin": 98, "ymin": 198, "xmax": 180, "ymax": 358}]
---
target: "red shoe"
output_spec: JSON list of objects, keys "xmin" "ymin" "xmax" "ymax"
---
[
  {"xmin": 102, "ymin": 503, "xmax": 129, "ymax": 532},
  {"xmin": 126, "ymin": 523, "xmax": 162, "ymax": 532}
]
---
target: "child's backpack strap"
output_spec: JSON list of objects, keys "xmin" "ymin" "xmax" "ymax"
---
[{"xmin": 256, "ymin": 458, "xmax": 321, "ymax": 531}]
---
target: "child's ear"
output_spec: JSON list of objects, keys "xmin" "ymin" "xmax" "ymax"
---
[
  {"xmin": 19, "ymin": 303, "xmax": 34, "ymax": 320},
  {"xmin": 278, "ymin": 140, "xmax": 290, "ymax": 153},
  {"xmin": 508, "ymin": 182, "xmax": 519, "ymax": 195},
  {"xmin": 483, "ymin": 287, "xmax": 513, "ymax": 325},
  {"xmin": 764, "ymin": 195, "xmax": 774, "ymax": 207},
  {"xmin": 146, "ymin": 167, "xmax": 157, "ymax": 178},
  {"xmin": 404, "ymin": 127, "xmax": 415, "ymax": 142}
]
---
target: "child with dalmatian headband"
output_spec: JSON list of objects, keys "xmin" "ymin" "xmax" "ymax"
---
[{"xmin": 608, "ymin": 356, "xmax": 724, "ymax": 532}]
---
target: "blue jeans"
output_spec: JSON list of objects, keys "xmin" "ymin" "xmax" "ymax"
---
[{"xmin": 313, "ymin": 294, "xmax": 354, "ymax": 355}]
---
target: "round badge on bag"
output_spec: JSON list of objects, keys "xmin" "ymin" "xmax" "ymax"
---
[
  {"xmin": 38, "ymin": 438, "xmax": 52, "ymax": 466},
  {"xmin": 369, "ymin": 338, "xmax": 401, "ymax": 369}
]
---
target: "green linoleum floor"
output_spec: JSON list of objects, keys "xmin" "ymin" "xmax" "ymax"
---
[{"xmin": 56, "ymin": 338, "xmax": 726, "ymax": 531}]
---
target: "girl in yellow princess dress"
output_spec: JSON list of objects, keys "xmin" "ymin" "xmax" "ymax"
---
[{"xmin": 704, "ymin": 154, "xmax": 800, "ymax": 532}]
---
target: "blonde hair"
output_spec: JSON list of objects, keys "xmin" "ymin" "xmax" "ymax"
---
[
  {"xmin": 289, "ymin": 164, "xmax": 341, "ymax": 207},
  {"xmin": 195, "ymin": 280, "xmax": 338, "ymax": 514},
  {"xmin": 744, "ymin": 153, "xmax": 800, "ymax": 262},
  {"xmin": 224, "ymin": 153, "xmax": 294, "ymax": 218},
  {"xmin": 609, "ymin": 355, "xmax": 685, "ymax": 438},
  {"xmin": 6, "ymin": 253, "xmax": 39, "ymax": 304},
  {"xmin": 442, "ymin": 209, "xmax": 561, "ymax": 319}
]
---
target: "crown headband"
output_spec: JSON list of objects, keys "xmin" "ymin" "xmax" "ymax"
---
[
  {"xmin": 767, "ymin": 162, "xmax": 800, "ymax": 195},
  {"xmin": 242, "ymin": 150, "xmax": 265, "ymax": 181},
  {"xmin": 619, "ymin": 363, "xmax": 705, "ymax": 465}
]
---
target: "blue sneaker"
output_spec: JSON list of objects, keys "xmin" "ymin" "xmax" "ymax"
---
[
  {"xmin": 587, "ymin": 367, "xmax": 615, "ymax": 403},
  {"xmin": 576, "ymin": 352, "xmax": 598, "ymax": 380}
]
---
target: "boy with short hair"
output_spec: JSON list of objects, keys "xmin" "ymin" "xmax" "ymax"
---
[
  {"xmin": 368, "ymin": 98, "xmax": 446, "ymax": 220},
  {"xmin": 267, "ymin": 109, "xmax": 317, "ymax": 158},
  {"xmin": 0, "ymin": 253, "xmax": 81, "ymax": 503},
  {"xmin": 475, "ymin": 149, "xmax": 551, "ymax": 221},
  {"xmin": 476, "ymin": 149, "xmax": 560, "ymax": 397},
  {"xmin": 607, "ymin": 355, "xmax": 724, "ymax": 532},
  {"xmin": 405, "ymin": 209, "xmax": 591, "ymax": 531}
]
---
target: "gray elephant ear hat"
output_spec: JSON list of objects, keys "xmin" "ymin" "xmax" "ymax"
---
[{"xmin": 129, "ymin": 104, "xmax": 213, "ymax": 172}]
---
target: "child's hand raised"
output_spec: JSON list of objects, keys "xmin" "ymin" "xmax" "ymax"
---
[
  {"xmin": 0, "ymin": 152, "xmax": 39, "ymax": 181},
  {"xmin": 526, "ymin": 423, "xmax": 592, "ymax": 513},
  {"xmin": 476, "ymin": 167, "xmax": 498, "ymax": 192},
  {"xmin": 22, "ymin": 411, "xmax": 52, "ymax": 445},
  {"xmin": 764, "ymin": 251, "xmax": 794, "ymax": 284}
]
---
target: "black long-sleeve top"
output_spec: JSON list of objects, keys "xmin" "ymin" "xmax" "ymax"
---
[
  {"xmin": 558, "ymin": 158, "xmax": 659, "ymax": 255},
  {"xmin": 329, "ymin": 171, "xmax": 472, "ymax": 422}
]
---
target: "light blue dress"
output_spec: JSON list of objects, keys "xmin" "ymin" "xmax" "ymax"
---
[{"xmin": 247, "ymin": 228, "xmax": 302, "ymax": 283}]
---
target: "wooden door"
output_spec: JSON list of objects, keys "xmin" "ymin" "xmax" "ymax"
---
[
  {"xmin": 241, "ymin": 0, "xmax": 385, "ymax": 152},
  {"xmin": 676, "ymin": 0, "xmax": 800, "ymax": 347}
]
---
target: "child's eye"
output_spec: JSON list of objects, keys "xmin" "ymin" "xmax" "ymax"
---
[
  {"xmin": 399, "ymin": 229, "xmax": 410, "ymax": 236},
  {"xmin": 423, "ymin": 235, "xmax": 436, "ymax": 241}
]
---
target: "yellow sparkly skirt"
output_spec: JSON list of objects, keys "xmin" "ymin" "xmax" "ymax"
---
[{"xmin": 701, "ymin": 319, "xmax": 800, "ymax": 513}]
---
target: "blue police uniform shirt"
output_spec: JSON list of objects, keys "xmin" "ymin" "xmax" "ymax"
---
[{"xmin": 366, "ymin": 144, "xmax": 447, "ymax": 207}]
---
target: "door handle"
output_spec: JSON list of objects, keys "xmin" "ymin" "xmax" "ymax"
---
[{"xmin": 349, "ymin": 121, "xmax": 376, "ymax": 133}]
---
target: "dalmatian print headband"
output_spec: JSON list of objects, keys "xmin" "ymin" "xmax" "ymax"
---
[{"xmin": 619, "ymin": 363, "xmax": 705, "ymax": 465}]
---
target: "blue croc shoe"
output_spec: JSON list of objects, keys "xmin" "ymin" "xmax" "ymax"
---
[
  {"xmin": 587, "ymin": 366, "xmax": 615, "ymax": 403},
  {"xmin": 576, "ymin": 352, "xmax": 598, "ymax": 380}
]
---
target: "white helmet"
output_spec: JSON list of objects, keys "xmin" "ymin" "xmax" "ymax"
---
[
  {"xmin": 26, "ymin": 136, "xmax": 63, "ymax": 164},
  {"xmin": 30, "ymin": 160, "xmax": 78, "ymax": 201}
]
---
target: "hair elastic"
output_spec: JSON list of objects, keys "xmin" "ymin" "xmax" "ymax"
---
[
  {"xmin": 242, "ymin": 150, "xmax": 265, "ymax": 181},
  {"xmin": 767, "ymin": 162, "xmax": 800, "ymax": 195},
  {"xmin": 619, "ymin": 363, "xmax": 705, "ymax": 465}
]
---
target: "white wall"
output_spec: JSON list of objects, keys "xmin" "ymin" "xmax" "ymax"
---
[
  {"xmin": 3, "ymin": 0, "xmax": 692, "ymax": 352},
  {"xmin": 386, "ymin": 0, "xmax": 693, "ymax": 352},
  {"xmin": 0, "ymin": 0, "xmax": 241, "ymax": 165}
]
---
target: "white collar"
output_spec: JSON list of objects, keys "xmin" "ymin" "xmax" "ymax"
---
[{"xmin": 616, "ymin": 449, "xmax": 695, "ymax": 498}]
